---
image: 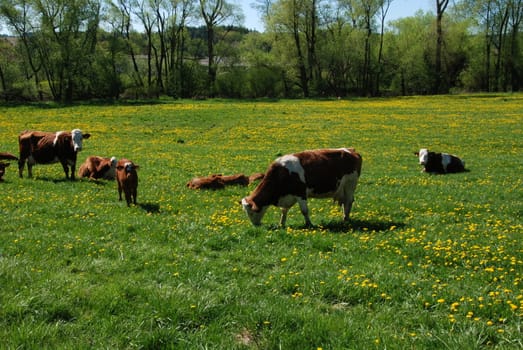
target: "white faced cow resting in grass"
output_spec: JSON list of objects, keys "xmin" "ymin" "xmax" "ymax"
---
[
  {"xmin": 415, "ymin": 148, "xmax": 466, "ymax": 174},
  {"xmin": 241, "ymin": 148, "xmax": 362, "ymax": 227},
  {"xmin": 18, "ymin": 129, "xmax": 91, "ymax": 180},
  {"xmin": 78, "ymin": 156, "xmax": 117, "ymax": 180},
  {"xmin": 116, "ymin": 159, "xmax": 139, "ymax": 206}
]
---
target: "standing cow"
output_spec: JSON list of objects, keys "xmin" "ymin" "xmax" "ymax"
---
[
  {"xmin": 241, "ymin": 148, "xmax": 362, "ymax": 227},
  {"xmin": 18, "ymin": 129, "xmax": 90, "ymax": 180},
  {"xmin": 116, "ymin": 158, "xmax": 139, "ymax": 206},
  {"xmin": 415, "ymin": 148, "xmax": 466, "ymax": 174}
]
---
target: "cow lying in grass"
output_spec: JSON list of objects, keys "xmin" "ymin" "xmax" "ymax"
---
[
  {"xmin": 415, "ymin": 148, "xmax": 466, "ymax": 174},
  {"xmin": 116, "ymin": 159, "xmax": 139, "ymax": 206},
  {"xmin": 78, "ymin": 156, "xmax": 117, "ymax": 180},
  {"xmin": 0, "ymin": 152, "xmax": 18, "ymax": 181},
  {"xmin": 187, "ymin": 173, "xmax": 264, "ymax": 190}
]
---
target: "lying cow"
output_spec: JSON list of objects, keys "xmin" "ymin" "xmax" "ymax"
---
[
  {"xmin": 0, "ymin": 152, "xmax": 18, "ymax": 161},
  {"xmin": 241, "ymin": 148, "xmax": 362, "ymax": 227},
  {"xmin": 415, "ymin": 148, "xmax": 466, "ymax": 174},
  {"xmin": 0, "ymin": 162, "xmax": 10, "ymax": 181},
  {"xmin": 187, "ymin": 173, "xmax": 255, "ymax": 190},
  {"xmin": 78, "ymin": 156, "xmax": 117, "ymax": 180},
  {"xmin": 116, "ymin": 158, "xmax": 139, "ymax": 206},
  {"xmin": 0, "ymin": 152, "xmax": 18, "ymax": 181},
  {"xmin": 18, "ymin": 129, "xmax": 91, "ymax": 180}
]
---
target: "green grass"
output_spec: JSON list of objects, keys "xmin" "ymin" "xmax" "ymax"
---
[{"xmin": 0, "ymin": 95, "xmax": 522, "ymax": 349}]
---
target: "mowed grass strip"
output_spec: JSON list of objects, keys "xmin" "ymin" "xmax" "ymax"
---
[{"xmin": 0, "ymin": 95, "xmax": 522, "ymax": 349}]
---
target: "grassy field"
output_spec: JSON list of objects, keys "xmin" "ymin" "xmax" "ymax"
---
[{"xmin": 0, "ymin": 95, "xmax": 522, "ymax": 349}]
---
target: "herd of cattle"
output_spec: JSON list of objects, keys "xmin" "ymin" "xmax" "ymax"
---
[{"xmin": 0, "ymin": 128, "xmax": 467, "ymax": 226}]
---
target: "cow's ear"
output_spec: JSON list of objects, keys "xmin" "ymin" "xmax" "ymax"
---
[
  {"xmin": 133, "ymin": 165, "xmax": 139, "ymax": 170},
  {"xmin": 83, "ymin": 133, "xmax": 91, "ymax": 139}
]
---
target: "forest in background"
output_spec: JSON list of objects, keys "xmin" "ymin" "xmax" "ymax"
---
[{"xmin": 0, "ymin": 0, "xmax": 522, "ymax": 103}]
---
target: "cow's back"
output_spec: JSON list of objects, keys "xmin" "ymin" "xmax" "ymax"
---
[
  {"xmin": 19, "ymin": 131, "xmax": 58, "ymax": 163},
  {"xmin": 298, "ymin": 149, "xmax": 362, "ymax": 194}
]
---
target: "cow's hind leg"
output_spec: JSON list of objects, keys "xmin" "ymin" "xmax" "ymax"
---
[
  {"xmin": 342, "ymin": 171, "xmax": 359, "ymax": 221},
  {"xmin": 298, "ymin": 199, "xmax": 313, "ymax": 227},
  {"xmin": 279, "ymin": 208, "xmax": 289, "ymax": 227},
  {"xmin": 343, "ymin": 200, "xmax": 354, "ymax": 221}
]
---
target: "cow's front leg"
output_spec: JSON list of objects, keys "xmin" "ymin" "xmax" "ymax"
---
[
  {"xmin": 60, "ymin": 160, "xmax": 71, "ymax": 179},
  {"xmin": 70, "ymin": 164, "xmax": 76, "ymax": 180},
  {"xmin": 298, "ymin": 199, "xmax": 313, "ymax": 227},
  {"xmin": 18, "ymin": 159, "xmax": 25, "ymax": 178},
  {"xmin": 118, "ymin": 183, "xmax": 123, "ymax": 201}
]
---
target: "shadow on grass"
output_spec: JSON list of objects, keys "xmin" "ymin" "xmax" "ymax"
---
[
  {"xmin": 318, "ymin": 218, "xmax": 405, "ymax": 233},
  {"xmin": 33, "ymin": 177, "xmax": 115, "ymax": 185},
  {"xmin": 264, "ymin": 219, "xmax": 405, "ymax": 233},
  {"xmin": 29, "ymin": 176, "xmax": 70, "ymax": 183},
  {"xmin": 139, "ymin": 202, "xmax": 160, "ymax": 213}
]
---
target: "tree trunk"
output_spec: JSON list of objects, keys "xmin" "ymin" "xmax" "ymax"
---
[{"xmin": 435, "ymin": 0, "xmax": 449, "ymax": 94}]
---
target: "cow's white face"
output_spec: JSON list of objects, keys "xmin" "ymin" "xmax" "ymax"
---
[
  {"xmin": 71, "ymin": 129, "xmax": 84, "ymax": 152},
  {"xmin": 124, "ymin": 162, "xmax": 134, "ymax": 173},
  {"xmin": 241, "ymin": 197, "xmax": 268, "ymax": 226},
  {"xmin": 418, "ymin": 148, "xmax": 429, "ymax": 165}
]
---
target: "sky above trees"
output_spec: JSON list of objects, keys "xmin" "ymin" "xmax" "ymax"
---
[{"xmin": 241, "ymin": 0, "xmax": 433, "ymax": 31}]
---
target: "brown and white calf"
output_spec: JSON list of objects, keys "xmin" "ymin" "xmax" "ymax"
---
[
  {"xmin": 0, "ymin": 152, "xmax": 18, "ymax": 181},
  {"xmin": 18, "ymin": 129, "xmax": 91, "ymax": 180},
  {"xmin": 116, "ymin": 159, "xmax": 139, "ymax": 206},
  {"xmin": 78, "ymin": 156, "xmax": 117, "ymax": 180},
  {"xmin": 415, "ymin": 148, "xmax": 466, "ymax": 174},
  {"xmin": 241, "ymin": 148, "xmax": 362, "ymax": 227}
]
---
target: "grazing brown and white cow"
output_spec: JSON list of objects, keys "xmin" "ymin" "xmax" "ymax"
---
[
  {"xmin": 241, "ymin": 148, "xmax": 362, "ymax": 227},
  {"xmin": 78, "ymin": 156, "xmax": 117, "ymax": 180},
  {"xmin": 116, "ymin": 158, "xmax": 139, "ymax": 206},
  {"xmin": 18, "ymin": 129, "xmax": 91, "ymax": 180},
  {"xmin": 0, "ymin": 152, "xmax": 18, "ymax": 181},
  {"xmin": 415, "ymin": 148, "xmax": 466, "ymax": 174}
]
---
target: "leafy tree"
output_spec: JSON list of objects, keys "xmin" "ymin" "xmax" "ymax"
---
[
  {"xmin": 386, "ymin": 12, "xmax": 434, "ymax": 95},
  {"xmin": 0, "ymin": 0, "xmax": 44, "ymax": 100},
  {"xmin": 434, "ymin": 0, "xmax": 450, "ymax": 93},
  {"xmin": 268, "ymin": 0, "xmax": 321, "ymax": 97},
  {"xmin": 199, "ymin": 0, "xmax": 243, "ymax": 96}
]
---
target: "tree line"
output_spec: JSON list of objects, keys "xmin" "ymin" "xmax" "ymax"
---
[{"xmin": 0, "ymin": 0, "xmax": 521, "ymax": 103}]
